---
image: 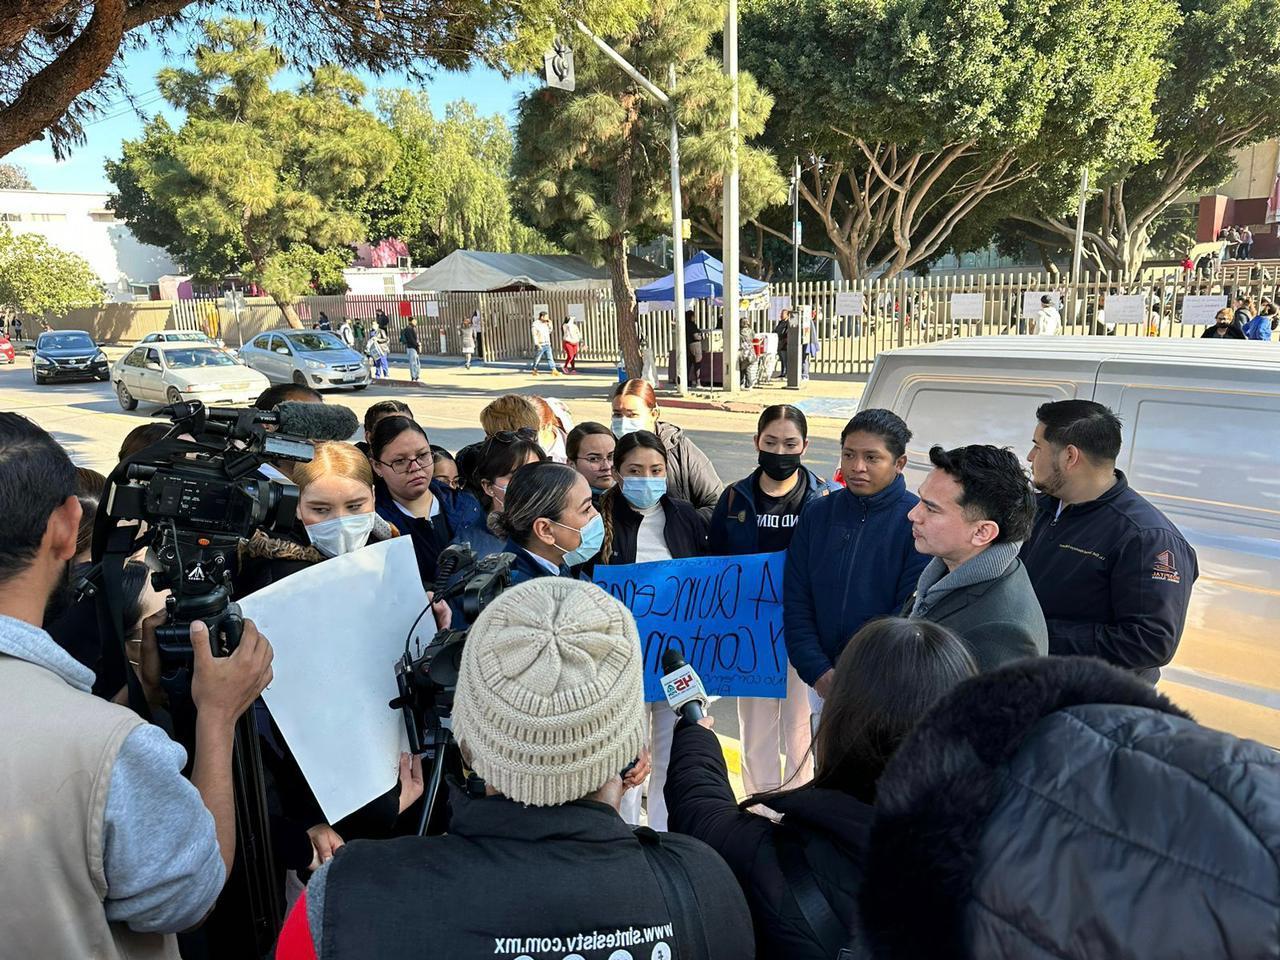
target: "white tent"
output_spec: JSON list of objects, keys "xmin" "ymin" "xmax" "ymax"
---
[{"xmin": 403, "ymin": 250, "xmax": 666, "ymax": 293}]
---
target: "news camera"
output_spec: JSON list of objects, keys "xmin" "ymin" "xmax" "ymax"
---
[{"xmin": 391, "ymin": 542, "xmax": 515, "ymax": 834}]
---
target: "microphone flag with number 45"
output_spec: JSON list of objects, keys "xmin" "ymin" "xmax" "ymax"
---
[{"xmin": 593, "ymin": 552, "xmax": 787, "ymax": 702}]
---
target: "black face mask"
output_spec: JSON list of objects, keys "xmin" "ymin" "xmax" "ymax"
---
[{"xmin": 758, "ymin": 450, "xmax": 803, "ymax": 482}]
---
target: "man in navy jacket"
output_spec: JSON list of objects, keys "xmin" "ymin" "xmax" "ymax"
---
[
  {"xmin": 1021, "ymin": 400, "xmax": 1197, "ymax": 682},
  {"xmin": 784, "ymin": 409, "xmax": 928, "ymax": 702}
]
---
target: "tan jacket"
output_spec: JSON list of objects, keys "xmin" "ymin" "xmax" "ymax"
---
[{"xmin": 0, "ymin": 653, "xmax": 179, "ymax": 959}]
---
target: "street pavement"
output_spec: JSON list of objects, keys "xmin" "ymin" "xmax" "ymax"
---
[{"xmin": 1, "ymin": 349, "xmax": 863, "ymax": 789}]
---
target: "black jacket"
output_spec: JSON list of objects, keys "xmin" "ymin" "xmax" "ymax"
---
[
  {"xmin": 374, "ymin": 484, "xmax": 453, "ymax": 585},
  {"xmin": 597, "ymin": 492, "xmax": 708, "ymax": 568},
  {"xmin": 314, "ymin": 786, "xmax": 756, "ymax": 960},
  {"xmin": 655, "ymin": 420, "xmax": 724, "ymax": 520},
  {"xmin": 1019, "ymin": 470, "xmax": 1197, "ymax": 681},
  {"xmin": 666, "ymin": 721, "xmax": 872, "ymax": 960},
  {"xmin": 856, "ymin": 656, "xmax": 1280, "ymax": 960},
  {"xmin": 400, "ymin": 323, "xmax": 420, "ymax": 350},
  {"xmin": 1201, "ymin": 323, "xmax": 1247, "ymax": 339},
  {"xmin": 708, "ymin": 466, "xmax": 833, "ymax": 555}
]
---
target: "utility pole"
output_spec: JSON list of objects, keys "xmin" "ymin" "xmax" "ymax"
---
[
  {"xmin": 1071, "ymin": 166, "xmax": 1089, "ymax": 327},
  {"xmin": 721, "ymin": 0, "xmax": 740, "ymax": 395},
  {"xmin": 788, "ymin": 155, "xmax": 800, "ymax": 390},
  {"xmin": 574, "ymin": 22, "xmax": 688, "ymax": 394}
]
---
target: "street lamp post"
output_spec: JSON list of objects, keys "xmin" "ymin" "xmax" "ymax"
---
[{"xmin": 722, "ymin": 0, "xmax": 740, "ymax": 395}]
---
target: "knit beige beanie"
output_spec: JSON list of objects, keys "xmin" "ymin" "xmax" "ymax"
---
[{"xmin": 452, "ymin": 577, "xmax": 646, "ymax": 807}]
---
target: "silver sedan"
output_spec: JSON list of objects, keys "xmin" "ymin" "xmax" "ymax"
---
[{"xmin": 238, "ymin": 330, "xmax": 372, "ymax": 391}]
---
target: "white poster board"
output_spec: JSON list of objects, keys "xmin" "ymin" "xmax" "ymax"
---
[
  {"xmin": 424, "ymin": 301, "xmax": 440, "ymax": 318},
  {"xmin": 834, "ymin": 291, "xmax": 865, "ymax": 317},
  {"xmin": 1181, "ymin": 295, "xmax": 1226, "ymax": 325},
  {"xmin": 567, "ymin": 302, "xmax": 587, "ymax": 325},
  {"xmin": 1105, "ymin": 295, "xmax": 1146, "ymax": 326},
  {"xmin": 241, "ymin": 537, "xmax": 428, "ymax": 823},
  {"xmin": 949, "ymin": 292, "xmax": 985, "ymax": 321},
  {"xmin": 1023, "ymin": 291, "xmax": 1059, "ymax": 317}
]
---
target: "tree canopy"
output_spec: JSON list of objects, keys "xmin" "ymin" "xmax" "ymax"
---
[
  {"xmin": 0, "ymin": 225, "xmax": 103, "ymax": 318},
  {"xmin": 0, "ymin": 163, "xmax": 33, "ymax": 190},
  {"xmin": 512, "ymin": 0, "xmax": 785, "ymax": 373},
  {"xmin": 740, "ymin": 0, "xmax": 1174, "ymax": 278},
  {"xmin": 1, "ymin": 0, "xmax": 645, "ymax": 161},
  {"xmin": 107, "ymin": 18, "xmax": 397, "ymax": 326}
]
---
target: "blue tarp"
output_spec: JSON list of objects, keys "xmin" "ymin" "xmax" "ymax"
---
[{"xmin": 634, "ymin": 250, "xmax": 769, "ymax": 302}]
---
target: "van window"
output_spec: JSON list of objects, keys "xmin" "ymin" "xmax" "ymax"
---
[
  {"xmin": 1124, "ymin": 392, "xmax": 1280, "ymax": 515},
  {"xmin": 901, "ymin": 381, "xmax": 1078, "ymax": 454}
]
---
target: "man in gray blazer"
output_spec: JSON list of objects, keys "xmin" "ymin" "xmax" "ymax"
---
[{"xmin": 904, "ymin": 444, "xmax": 1047, "ymax": 670}]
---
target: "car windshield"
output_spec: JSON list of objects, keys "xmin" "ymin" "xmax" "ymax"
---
[
  {"xmin": 165, "ymin": 348, "xmax": 237, "ymax": 369},
  {"xmin": 286, "ymin": 333, "xmax": 345, "ymax": 352},
  {"xmin": 41, "ymin": 333, "xmax": 95, "ymax": 351}
]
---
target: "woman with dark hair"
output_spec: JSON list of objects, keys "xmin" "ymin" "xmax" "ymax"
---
[
  {"xmin": 430, "ymin": 447, "xmax": 461, "ymax": 490},
  {"xmin": 593, "ymin": 431, "xmax": 707, "ymax": 830},
  {"xmin": 610, "ymin": 379, "xmax": 723, "ymax": 519},
  {"xmin": 566, "ymin": 422, "xmax": 616, "ymax": 501},
  {"xmin": 370, "ymin": 416, "xmax": 454, "ymax": 583},
  {"xmin": 359, "ymin": 400, "xmax": 413, "ymax": 454},
  {"xmin": 665, "ymin": 617, "xmax": 978, "ymax": 960},
  {"xmin": 488, "ymin": 461, "xmax": 602, "ymax": 584},
  {"xmin": 709, "ymin": 405, "xmax": 834, "ymax": 798},
  {"xmin": 451, "ymin": 430, "xmax": 546, "ymax": 560}
]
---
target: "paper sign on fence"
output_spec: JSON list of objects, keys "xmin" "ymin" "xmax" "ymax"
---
[
  {"xmin": 424, "ymin": 301, "xmax": 440, "ymax": 318},
  {"xmin": 240, "ymin": 536, "xmax": 427, "ymax": 823},
  {"xmin": 949, "ymin": 292, "xmax": 985, "ymax": 321},
  {"xmin": 1022, "ymin": 290, "xmax": 1059, "ymax": 318},
  {"xmin": 1180, "ymin": 295, "xmax": 1226, "ymax": 325},
  {"xmin": 593, "ymin": 553, "xmax": 788, "ymax": 702},
  {"xmin": 1105, "ymin": 295, "xmax": 1146, "ymax": 326},
  {"xmin": 834, "ymin": 291, "xmax": 865, "ymax": 317}
]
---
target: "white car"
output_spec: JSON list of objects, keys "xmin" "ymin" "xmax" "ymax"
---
[
  {"xmin": 113, "ymin": 342, "xmax": 270, "ymax": 410},
  {"xmin": 139, "ymin": 330, "xmax": 222, "ymax": 347}
]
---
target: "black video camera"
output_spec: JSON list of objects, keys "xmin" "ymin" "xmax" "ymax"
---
[{"xmin": 92, "ymin": 400, "xmax": 314, "ymax": 670}]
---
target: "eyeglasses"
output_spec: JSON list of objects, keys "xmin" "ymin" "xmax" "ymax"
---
[
  {"xmin": 575, "ymin": 454, "xmax": 613, "ymax": 466},
  {"xmin": 376, "ymin": 452, "xmax": 432, "ymax": 474}
]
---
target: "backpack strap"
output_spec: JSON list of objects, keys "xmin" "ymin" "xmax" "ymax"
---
[
  {"xmin": 635, "ymin": 826, "xmax": 712, "ymax": 960},
  {"xmin": 775, "ymin": 826, "xmax": 850, "ymax": 958}
]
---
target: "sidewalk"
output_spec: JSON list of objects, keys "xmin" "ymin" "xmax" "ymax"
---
[{"xmin": 378, "ymin": 354, "xmax": 865, "ymax": 422}]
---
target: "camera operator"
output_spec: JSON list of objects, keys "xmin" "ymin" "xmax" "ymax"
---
[
  {"xmin": 0, "ymin": 412, "xmax": 274, "ymax": 959},
  {"xmin": 276, "ymin": 578, "xmax": 755, "ymax": 960}
]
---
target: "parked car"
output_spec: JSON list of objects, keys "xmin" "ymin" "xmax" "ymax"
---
[
  {"xmin": 0, "ymin": 334, "xmax": 14, "ymax": 364},
  {"xmin": 139, "ymin": 330, "xmax": 221, "ymax": 346},
  {"xmin": 238, "ymin": 329, "xmax": 371, "ymax": 390},
  {"xmin": 859, "ymin": 336, "xmax": 1280, "ymax": 746},
  {"xmin": 112, "ymin": 342, "xmax": 270, "ymax": 410},
  {"xmin": 32, "ymin": 330, "xmax": 110, "ymax": 384}
]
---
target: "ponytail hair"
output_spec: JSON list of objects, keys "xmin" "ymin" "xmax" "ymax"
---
[{"xmin": 488, "ymin": 461, "xmax": 579, "ymax": 547}]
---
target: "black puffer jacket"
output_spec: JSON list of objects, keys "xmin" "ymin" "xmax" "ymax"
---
[
  {"xmin": 855, "ymin": 656, "xmax": 1280, "ymax": 960},
  {"xmin": 655, "ymin": 420, "xmax": 724, "ymax": 520},
  {"xmin": 666, "ymin": 721, "xmax": 871, "ymax": 960}
]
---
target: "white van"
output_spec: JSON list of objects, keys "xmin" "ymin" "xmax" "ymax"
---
[{"xmin": 860, "ymin": 336, "xmax": 1280, "ymax": 746}]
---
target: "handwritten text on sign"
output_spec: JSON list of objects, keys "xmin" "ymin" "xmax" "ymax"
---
[{"xmin": 593, "ymin": 552, "xmax": 787, "ymax": 702}]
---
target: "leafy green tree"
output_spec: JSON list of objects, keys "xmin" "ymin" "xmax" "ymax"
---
[
  {"xmin": 512, "ymin": 0, "xmax": 785, "ymax": 373},
  {"xmin": 107, "ymin": 18, "xmax": 397, "ymax": 326},
  {"xmin": 740, "ymin": 0, "xmax": 1174, "ymax": 279},
  {"xmin": 0, "ymin": 163, "xmax": 33, "ymax": 189},
  {"xmin": 0, "ymin": 225, "xmax": 103, "ymax": 318},
  {"xmin": 1006, "ymin": 0, "xmax": 1280, "ymax": 276},
  {"xmin": 363, "ymin": 91, "xmax": 561, "ymax": 265},
  {"xmin": 2, "ymin": 0, "xmax": 645, "ymax": 161}
]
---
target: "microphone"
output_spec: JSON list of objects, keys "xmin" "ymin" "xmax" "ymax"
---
[
  {"xmin": 661, "ymin": 648, "xmax": 708, "ymax": 723},
  {"xmin": 273, "ymin": 401, "xmax": 359, "ymax": 441}
]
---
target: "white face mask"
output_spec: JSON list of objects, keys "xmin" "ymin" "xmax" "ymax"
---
[
  {"xmin": 611, "ymin": 416, "xmax": 648, "ymax": 438},
  {"xmin": 305, "ymin": 513, "xmax": 375, "ymax": 558}
]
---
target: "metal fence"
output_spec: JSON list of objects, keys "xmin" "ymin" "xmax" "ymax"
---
[{"xmin": 298, "ymin": 265, "xmax": 1273, "ymax": 376}]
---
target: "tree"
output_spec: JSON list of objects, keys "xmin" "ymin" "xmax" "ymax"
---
[
  {"xmin": 0, "ymin": 225, "xmax": 103, "ymax": 318},
  {"xmin": 1007, "ymin": 0, "xmax": 1280, "ymax": 276},
  {"xmin": 362, "ymin": 90, "xmax": 562, "ymax": 265},
  {"xmin": 0, "ymin": 163, "xmax": 33, "ymax": 189},
  {"xmin": 107, "ymin": 18, "xmax": 398, "ymax": 326},
  {"xmin": 512, "ymin": 0, "xmax": 785, "ymax": 374},
  {"xmin": 740, "ymin": 0, "xmax": 1174, "ymax": 279},
  {"xmin": 1, "ymin": 0, "xmax": 645, "ymax": 161}
]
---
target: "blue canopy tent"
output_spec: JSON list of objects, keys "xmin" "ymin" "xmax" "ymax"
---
[{"xmin": 634, "ymin": 250, "xmax": 769, "ymax": 302}]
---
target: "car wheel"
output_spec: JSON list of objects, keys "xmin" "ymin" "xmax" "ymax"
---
[
  {"xmin": 116, "ymin": 381, "xmax": 138, "ymax": 411},
  {"xmin": 166, "ymin": 386, "xmax": 183, "ymax": 404},
  {"xmin": 352, "ymin": 384, "xmax": 368, "ymax": 391},
  {"xmin": 32, "ymin": 365, "xmax": 44, "ymax": 385},
  {"xmin": 292, "ymin": 371, "xmax": 308, "ymax": 387}
]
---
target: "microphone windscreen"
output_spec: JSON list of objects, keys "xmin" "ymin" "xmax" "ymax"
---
[
  {"xmin": 662, "ymin": 647, "xmax": 687, "ymax": 675},
  {"xmin": 274, "ymin": 401, "xmax": 360, "ymax": 442}
]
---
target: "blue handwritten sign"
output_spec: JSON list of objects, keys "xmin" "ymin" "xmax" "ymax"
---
[{"xmin": 593, "ymin": 552, "xmax": 787, "ymax": 702}]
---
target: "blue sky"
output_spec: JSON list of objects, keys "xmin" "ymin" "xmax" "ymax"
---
[{"xmin": 7, "ymin": 32, "xmax": 533, "ymax": 194}]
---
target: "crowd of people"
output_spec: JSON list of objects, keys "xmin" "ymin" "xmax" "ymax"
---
[{"xmin": 3, "ymin": 375, "xmax": 1279, "ymax": 960}]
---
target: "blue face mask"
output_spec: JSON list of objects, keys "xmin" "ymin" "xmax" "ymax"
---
[
  {"xmin": 552, "ymin": 513, "xmax": 605, "ymax": 566},
  {"xmin": 611, "ymin": 416, "xmax": 648, "ymax": 438},
  {"xmin": 621, "ymin": 476, "xmax": 667, "ymax": 510}
]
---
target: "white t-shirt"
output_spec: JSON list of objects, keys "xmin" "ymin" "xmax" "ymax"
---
[{"xmin": 634, "ymin": 502, "xmax": 671, "ymax": 563}]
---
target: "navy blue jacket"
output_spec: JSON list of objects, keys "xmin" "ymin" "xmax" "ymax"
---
[
  {"xmin": 502, "ymin": 538, "xmax": 572, "ymax": 586},
  {"xmin": 374, "ymin": 480, "xmax": 456, "ymax": 586},
  {"xmin": 708, "ymin": 466, "xmax": 834, "ymax": 555},
  {"xmin": 1020, "ymin": 470, "xmax": 1197, "ymax": 681},
  {"xmin": 784, "ymin": 475, "xmax": 928, "ymax": 685}
]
